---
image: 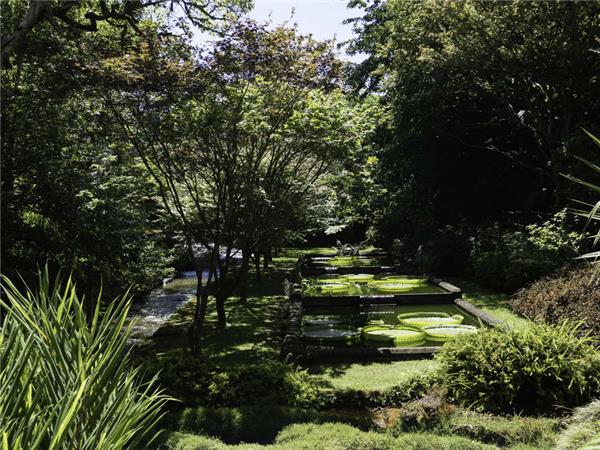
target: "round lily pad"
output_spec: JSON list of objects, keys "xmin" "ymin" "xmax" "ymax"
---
[
  {"xmin": 316, "ymin": 277, "xmax": 348, "ymax": 284},
  {"xmin": 368, "ymin": 282, "xmax": 414, "ymax": 293},
  {"xmin": 319, "ymin": 283, "xmax": 350, "ymax": 293},
  {"xmin": 303, "ymin": 318, "xmax": 346, "ymax": 327},
  {"xmin": 423, "ymin": 324, "xmax": 478, "ymax": 342},
  {"xmin": 397, "ymin": 312, "xmax": 464, "ymax": 328},
  {"xmin": 363, "ymin": 325, "xmax": 425, "ymax": 346},
  {"xmin": 344, "ymin": 274, "xmax": 375, "ymax": 283},
  {"xmin": 380, "ymin": 276, "xmax": 428, "ymax": 285}
]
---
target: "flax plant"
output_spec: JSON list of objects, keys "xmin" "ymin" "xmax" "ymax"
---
[
  {"xmin": 563, "ymin": 130, "xmax": 600, "ymax": 276},
  {"xmin": 0, "ymin": 267, "xmax": 169, "ymax": 450}
]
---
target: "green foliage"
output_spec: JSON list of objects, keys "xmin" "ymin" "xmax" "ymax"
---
[
  {"xmin": 448, "ymin": 410, "xmax": 561, "ymax": 448},
  {"xmin": 563, "ymin": 130, "xmax": 600, "ymax": 277},
  {"xmin": 512, "ymin": 264, "xmax": 600, "ymax": 341},
  {"xmin": 436, "ymin": 322, "xmax": 600, "ymax": 415},
  {"xmin": 173, "ymin": 406, "xmax": 370, "ymax": 444},
  {"xmin": 470, "ymin": 212, "xmax": 582, "ymax": 292},
  {"xmin": 419, "ymin": 225, "xmax": 473, "ymax": 275},
  {"xmin": 166, "ymin": 422, "xmax": 498, "ymax": 450},
  {"xmin": 556, "ymin": 400, "xmax": 600, "ymax": 450},
  {"xmin": 1, "ymin": 4, "xmax": 173, "ymax": 296},
  {"xmin": 143, "ymin": 352, "xmax": 320, "ymax": 408},
  {"xmin": 0, "ymin": 268, "xmax": 169, "ymax": 449},
  {"xmin": 348, "ymin": 0, "xmax": 600, "ymax": 246}
]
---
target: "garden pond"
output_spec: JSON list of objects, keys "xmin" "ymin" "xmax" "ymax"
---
[
  {"xmin": 301, "ymin": 303, "xmax": 481, "ymax": 348},
  {"xmin": 303, "ymin": 274, "xmax": 446, "ymax": 297}
]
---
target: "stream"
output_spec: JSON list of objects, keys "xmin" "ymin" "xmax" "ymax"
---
[{"xmin": 128, "ymin": 271, "xmax": 205, "ymax": 341}]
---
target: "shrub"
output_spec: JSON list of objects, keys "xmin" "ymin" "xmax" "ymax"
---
[
  {"xmin": 556, "ymin": 400, "xmax": 600, "ymax": 450},
  {"xmin": 174, "ymin": 406, "xmax": 370, "ymax": 444},
  {"xmin": 512, "ymin": 264, "xmax": 600, "ymax": 342},
  {"xmin": 471, "ymin": 212, "xmax": 582, "ymax": 292},
  {"xmin": 0, "ymin": 268, "xmax": 169, "ymax": 449},
  {"xmin": 143, "ymin": 352, "xmax": 320, "ymax": 408},
  {"xmin": 379, "ymin": 370, "xmax": 441, "ymax": 407},
  {"xmin": 166, "ymin": 423, "xmax": 499, "ymax": 449},
  {"xmin": 436, "ymin": 322, "xmax": 600, "ymax": 415}
]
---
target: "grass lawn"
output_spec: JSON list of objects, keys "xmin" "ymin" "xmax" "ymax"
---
[
  {"xmin": 448, "ymin": 278, "xmax": 531, "ymax": 330},
  {"xmin": 305, "ymin": 359, "xmax": 439, "ymax": 392}
]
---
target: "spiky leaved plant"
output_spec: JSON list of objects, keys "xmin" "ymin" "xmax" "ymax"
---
[
  {"xmin": 0, "ymin": 267, "xmax": 170, "ymax": 450},
  {"xmin": 562, "ymin": 130, "xmax": 600, "ymax": 275}
]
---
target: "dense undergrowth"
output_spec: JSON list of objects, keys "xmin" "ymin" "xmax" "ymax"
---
[{"xmin": 512, "ymin": 264, "xmax": 600, "ymax": 341}]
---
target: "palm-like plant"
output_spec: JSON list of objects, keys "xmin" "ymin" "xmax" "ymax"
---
[
  {"xmin": 562, "ymin": 130, "xmax": 600, "ymax": 273},
  {"xmin": 0, "ymin": 267, "xmax": 169, "ymax": 450}
]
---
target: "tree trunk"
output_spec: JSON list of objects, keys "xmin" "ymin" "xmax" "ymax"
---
[
  {"xmin": 254, "ymin": 252, "xmax": 262, "ymax": 281},
  {"xmin": 263, "ymin": 246, "xmax": 272, "ymax": 271},
  {"xmin": 188, "ymin": 272, "xmax": 208, "ymax": 355},
  {"xmin": 239, "ymin": 248, "xmax": 250, "ymax": 305},
  {"xmin": 2, "ymin": 1, "xmax": 50, "ymax": 67},
  {"xmin": 215, "ymin": 290, "xmax": 226, "ymax": 329}
]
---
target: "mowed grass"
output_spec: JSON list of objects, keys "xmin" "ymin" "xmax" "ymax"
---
[
  {"xmin": 447, "ymin": 278, "xmax": 531, "ymax": 330},
  {"xmin": 305, "ymin": 359, "xmax": 439, "ymax": 391}
]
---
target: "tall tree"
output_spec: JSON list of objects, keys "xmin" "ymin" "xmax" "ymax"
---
[
  {"xmin": 101, "ymin": 21, "xmax": 371, "ymax": 352},
  {"xmin": 347, "ymin": 0, "xmax": 600, "ymax": 245}
]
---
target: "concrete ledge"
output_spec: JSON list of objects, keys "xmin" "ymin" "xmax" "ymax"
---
[{"xmin": 454, "ymin": 298, "xmax": 503, "ymax": 327}]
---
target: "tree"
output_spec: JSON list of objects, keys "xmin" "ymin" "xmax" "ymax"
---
[
  {"xmin": 100, "ymin": 21, "xmax": 369, "ymax": 352},
  {"xmin": 0, "ymin": 16, "xmax": 173, "ymax": 296},
  {"xmin": 1, "ymin": 0, "xmax": 250, "ymax": 68},
  {"xmin": 347, "ymin": 0, "xmax": 600, "ymax": 245}
]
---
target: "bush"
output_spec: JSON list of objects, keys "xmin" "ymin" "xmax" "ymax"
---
[
  {"xmin": 174, "ymin": 406, "xmax": 371, "ymax": 444},
  {"xmin": 512, "ymin": 264, "xmax": 600, "ymax": 342},
  {"xmin": 143, "ymin": 352, "xmax": 320, "ymax": 408},
  {"xmin": 470, "ymin": 212, "xmax": 582, "ymax": 292},
  {"xmin": 436, "ymin": 322, "xmax": 600, "ymax": 415},
  {"xmin": 556, "ymin": 400, "xmax": 600, "ymax": 450},
  {"xmin": 0, "ymin": 269, "xmax": 169, "ymax": 449}
]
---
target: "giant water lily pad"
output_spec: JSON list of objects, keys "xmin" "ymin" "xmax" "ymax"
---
[
  {"xmin": 368, "ymin": 282, "xmax": 414, "ymax": 293},
  {"xmin": 397, "ymin": 312, "xmax": 464, "ymax": 327},
  {"xmin": 327, "ymin": 256, "xmax": 376, "ymax": 267},
  {"xmin": 303, "ymin": 318, "xmax": 347, "ymax": 327},
  {"xmin": 380, "ymin": 276, "xmax": 428, "ymax": 285},
  {"xmin": 319, "ymin": 283, "xmax": 350, "ymax": 293},
  {"xmin": 363, "ymin": 325, "xmax": 425, "ymax": 346},
  {"xmin": 316, "ymin": 278, "xmax": 348, "ymax": 284},
  {"xmin": 344, "ymin": 274, "xmax": 375, "ymax": 283},
  {"xmin": 423, "ymin": 324, "xmax": 477, "ymax": 341}
]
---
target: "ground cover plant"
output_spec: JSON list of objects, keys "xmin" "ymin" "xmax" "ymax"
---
[{"xmin": 556, "ymin": 399, "xmax": 600, "ymax": 450}]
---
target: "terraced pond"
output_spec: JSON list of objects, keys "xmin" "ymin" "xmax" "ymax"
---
[
  {"xmin": 304, "ymin": 274, "xmax": 446, "ymax": 296},
  {"xmin": 300, "ymin": 303, "xmax": 481, "ymax": 348}
]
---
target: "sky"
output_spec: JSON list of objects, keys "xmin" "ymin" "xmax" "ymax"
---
[{"xmin": 192, "ymin": 0, "xmax": 366, "ymax": 62}]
